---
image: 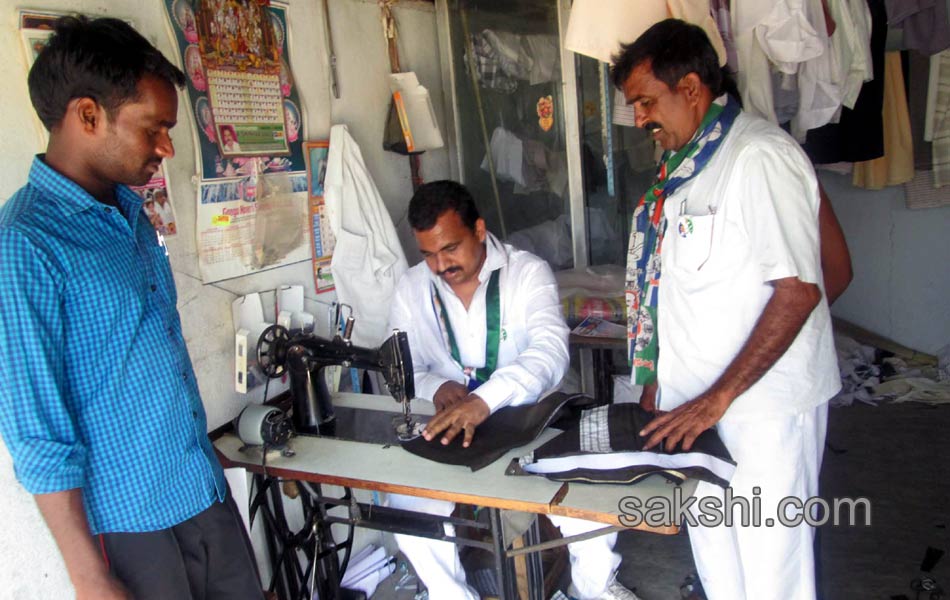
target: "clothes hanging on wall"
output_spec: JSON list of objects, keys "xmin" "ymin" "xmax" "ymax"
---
[
  {"xmin": 885, "ymin": 0, "xmax": 950, "ymax": 55},
  {"xmin": 467, "ymin": 29, "xmax": 558, "ymax": 93},
  {"xmin": 731, "ymin": 0, "xmax": 826, "ymax": 125},
  {"xmin": 468, "ymin": 32, "xmax": 519, "ymax": 94},
  {"xmin": 788, "ymin": 0, "xmax": 843, "ymax": 141},
  {"xmin": 829, "ymin": 0, "xmax": 875, "ymax": 111},
  {"xmin": 323, "ymin": 124, "xmax": 408, "ymax": 348},
  {"xmin": 852, "ymin": 52, "xmax": 915, "ymax": 188},
  {"xmin": 800, "ymin": 0, "xmax": 888, "ymax": 164},
  {"xmin": 932, "ymin": 49, "xmax": 950, "ymax": 187},
  {"xmin": 564, "ymin": 0, "xmax": 728, "ymax": 65}
]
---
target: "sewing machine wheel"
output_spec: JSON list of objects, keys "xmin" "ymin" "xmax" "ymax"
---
[{"xmin": 257, "ymin": 324, "xmax": 290, "ymax": 378}]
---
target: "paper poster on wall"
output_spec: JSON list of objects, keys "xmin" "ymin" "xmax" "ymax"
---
[
  {"xmin": 164, "ymin": 0, "xmax": 306, "ymax": 180},
  {"xmin": 130, "ymin": 162, "xmax": 179, "ymax": 236},
  {"xmin": 196, "ymin": 171, "xmax": 310, "ymax": 282},
  {"xmin": 196, "ymin": 0, "xmax": 287, "ymax": 156},
  {"xmin": 303, "ymin": 140, "xmax": 335, "ymax": 293}
]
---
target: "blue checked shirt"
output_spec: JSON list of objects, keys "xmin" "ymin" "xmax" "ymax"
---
[{"xmin": 0, "ymin": 158, "xmax": 226, "ymax": 534}]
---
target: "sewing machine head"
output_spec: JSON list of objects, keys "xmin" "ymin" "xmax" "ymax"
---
[{"xmin": 256, "ymin": 322, "xmax": 420, "ymax": 440}]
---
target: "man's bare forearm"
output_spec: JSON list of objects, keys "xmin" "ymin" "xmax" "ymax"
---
[{"xmin": 34, "ymin": 489, "xmax": 129, "ymax": 599}]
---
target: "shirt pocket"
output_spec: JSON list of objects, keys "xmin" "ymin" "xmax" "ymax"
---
[{"xmin": 672, "ymin": 213, "xmax": 716, "ymax": 272}]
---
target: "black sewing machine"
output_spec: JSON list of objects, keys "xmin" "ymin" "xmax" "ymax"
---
[{"xmin": 256, "ymin": 318, "xmax": 420, "ymax": 440}]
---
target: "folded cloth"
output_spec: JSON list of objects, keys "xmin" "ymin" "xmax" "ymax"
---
[
  {"xmin": 512, "ymin": 403, "xmax": 736, "ymax": 488},
  {"xmin": 400, "ymin": 392, "xmax": 577, "ymax": 471}
]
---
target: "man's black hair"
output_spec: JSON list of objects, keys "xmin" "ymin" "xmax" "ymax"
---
[
  {"xmin": 408, "ymin": 180, "xmax": 481, "ymax": 232},
  {"xmin": 28, "ymin": 15, "xmax": 186, "ymax": 131},
  {"xmin": 610, "ymin": 19, "xmax": 739, "ymax": 104}
]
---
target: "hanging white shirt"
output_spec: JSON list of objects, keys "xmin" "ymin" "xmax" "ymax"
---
[
  {"xmin": 656, "ymin": 112, "xmax": 840, "ymax": 422},
  {"xmin": 324, "ymin": 124, "xmax": 408, "ymax": 348},
  {"xmin": 389, "ymin": 233, "xmax": 569, "ymax": 412},
  {"xmin": 732, "ymin": 0, "xmax": 825, "ymax": 123}
]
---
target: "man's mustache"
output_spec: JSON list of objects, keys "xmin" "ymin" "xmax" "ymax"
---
[{"xmin": 438, "ymin": 266, "xmax": 462, "ymax": 277}]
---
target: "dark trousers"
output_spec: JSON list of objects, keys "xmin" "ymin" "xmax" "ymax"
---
[{"xmin": 100, "ymin": 490, "xmax": 264, "ymax": 600}]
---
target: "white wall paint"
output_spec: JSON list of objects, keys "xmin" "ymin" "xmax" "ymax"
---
[
  {"xmin": 822, "ymin": 172, "xmax": 950, "ymax": 355},
  {"xmin": 0, "ymin": 0, "xmax": 447, "ymax": 596}
]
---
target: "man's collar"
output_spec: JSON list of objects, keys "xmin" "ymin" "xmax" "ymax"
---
[
  {"xmin": 477, "ymin": 232, "xmax": 508, "ymax": 283},
  {"xmin": 28, "ymin": 155, "xmax": 144, "ymax": 219}
]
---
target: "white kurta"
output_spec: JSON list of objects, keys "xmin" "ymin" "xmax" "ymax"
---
[
  {"xmin": 656, "ymin": 111, "xmax": 840, "ymax": 600},
  {"xmin": 388, "ymin": 237, "xmax": 621, "ymax": 600},
  {"xmin": 323, "ymin": 124, "xmax": 407, "ymax": 348},
  {"xmin": 389, "ymin": 233, "xmax": 569, "ymax": 412}
]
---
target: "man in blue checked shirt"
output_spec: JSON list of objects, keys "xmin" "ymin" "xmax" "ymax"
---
[{"xmin": 0, "ymin": 16, "xmax": 262, "ymax": 600}]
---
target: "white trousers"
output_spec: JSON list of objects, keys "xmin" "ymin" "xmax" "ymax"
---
[
  {"xmin": 385, "ymin": 495, "xmax": 620, "ymax": 600},
  {"xmin": 687, "ymin": 403, "xmax": 829, "ymax": 600}
]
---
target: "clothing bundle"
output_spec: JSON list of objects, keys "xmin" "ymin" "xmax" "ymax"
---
[
  {"xmin": 467, "ymin": 29, "xmax": 558, "ymax": 93},
  {"xmin": 514, "ymin": 403, "xmax": 736, "ymax": 489},
  {"xmin": 595, "ymin": 1, "xmax": 950, "ymax": 193}
]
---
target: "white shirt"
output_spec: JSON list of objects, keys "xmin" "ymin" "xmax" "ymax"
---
[
  {"xmin": 324, "ymin": 124, "xmax": 408, "ymax": 347},
  {"xmin": 657, "ymin": 112, "xmax": 840, "ymax": 421},
  {"xmin": 389, "ymin": 233, "xmax": 569, "ymax": 413}
]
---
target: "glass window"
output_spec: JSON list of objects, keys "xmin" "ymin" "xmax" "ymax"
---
[{"xmin": 445, "ymin": 0, "xmax": 574, "ymax": 269}]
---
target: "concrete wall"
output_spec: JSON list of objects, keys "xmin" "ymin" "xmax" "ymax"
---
[
  {"xmin": 820, "ymin": 172, "xmax": 950, "ymax": 355},
  {"xmin": 0, "ymin": 0, "xmax": 447, "ymax": 596}
]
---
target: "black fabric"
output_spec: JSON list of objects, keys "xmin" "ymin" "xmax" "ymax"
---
[
  {"xmin": 400, "ymin": 392, "xmax": 577, "ymax": 471},
  {"xmin": 100, "ymin": 489, "xmax": 263, "ymax": 600},
  {"xmin": 512, "ymin": 403, "xmax": 737, "ymax": 489},
  {"xmin": 799, "ymin": 0, "xmax": 888, "ymax": 164}
]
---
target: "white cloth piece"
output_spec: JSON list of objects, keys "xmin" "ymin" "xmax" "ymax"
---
[
  {"xmin": 481, "ymin": 127, "xmax": 525, "ymax": 186},
  {"xmin": 385, "ymin": 494, "xmax": 479, "ymax": 600},
  {"xmin": 386, "ymin": 492, "xmax": 620, "ymax": 600},
  {"xmin": 389, "ymin": 233, "xmax": 569, "ymax": 412},
  {"xmin": 733, "ymin": 28, "xmax": 779, "ymax": 123},
  {"xmin": 687, "ymin": 403, "xmax": 828, "ymax": 600},
  {"xmin": 834, "ymin": 0, "xmax": 874, "ymax": 109},
  {"xmin": 731, "ymin": 0, "xmax": 825, "ymax": 124},
  {"xmin": 789, "ymin": 0, "xmax": 844, "ymax": 140},
  {"xmin": 564, "ymin": 0, "xmax": 728, "ymax": 66},
  {"xmin": 324, "ymin": 124, "xmax": 408, "ymax": 348},
  {"xmin": 657, "ymin": 112, "xmax": 840, "ymax": 421},
  {"xmin": 564, "ymin": 0, "xmax": 670, "ymax": 65}
]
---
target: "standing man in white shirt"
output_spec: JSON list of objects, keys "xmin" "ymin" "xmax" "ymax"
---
[
  {"xmin": 613, "ymin": 19, "xmax": 841, "ymax": 600},
  {"xmin": 388, "ymin": 180, "xmax": 639, "ymax": 600}
]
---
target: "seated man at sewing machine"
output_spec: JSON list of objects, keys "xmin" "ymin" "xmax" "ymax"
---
[{"xmin": 387, "ymin": 180, "xmax": 639, "ymax": 600}]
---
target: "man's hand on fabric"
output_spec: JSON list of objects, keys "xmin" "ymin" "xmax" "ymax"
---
[
  {"xmin": 433, "ymin": 380, "xmax": 470, "ymax": 413},
  {"xmin": 639, "ymin": 393, "xmax": 730, "ymax": 451},
  {"xmin": 423, "ymin": 394, "xmax": 491, "ymax": 448}
]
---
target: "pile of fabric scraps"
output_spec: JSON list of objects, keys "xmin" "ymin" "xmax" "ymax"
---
[{"xmin": 831, "ymin": 334, "xmax": 950, "ymax": 407}]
